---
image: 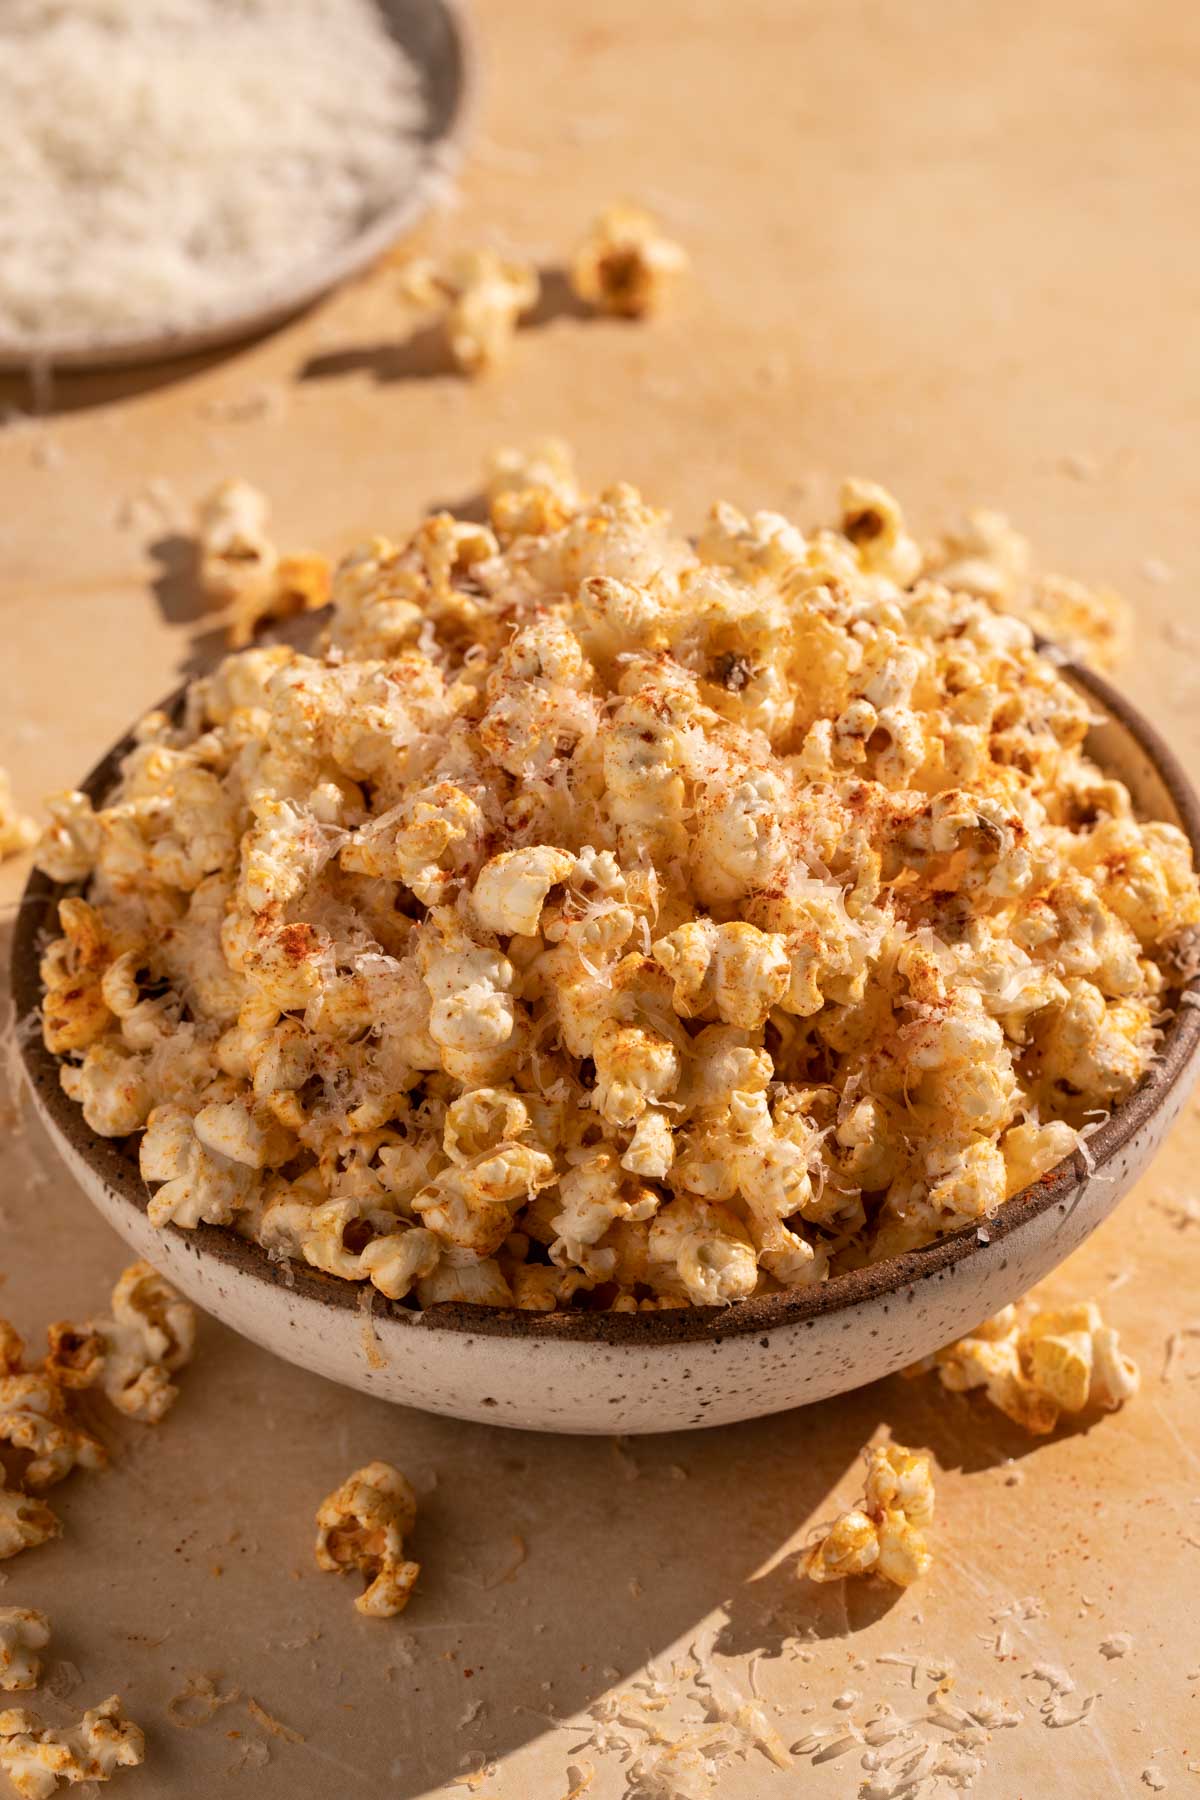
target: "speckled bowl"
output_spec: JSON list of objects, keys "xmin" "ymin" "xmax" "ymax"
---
[
  {"xmin": 0, "ymin": 0, "xmax": 472, "ymax": 372},
  {"xmin": 13, "ymin": 662, "xmax": 1200, "ymax": 1433}
]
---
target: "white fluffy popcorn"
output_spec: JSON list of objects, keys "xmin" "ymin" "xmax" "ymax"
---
[
  {"xmin": 929, "ymin": 1297, "xmax": 1140, "ymax": 1433},
  {"xmin": 803, "ymin": 1442, "xmax": 935, "ymax": 1588},
  {"xmin": 0, "ymin": 1490, "xmax": 60, "ymax": 1564},
  {"xmin": 400, "ymin": 249, "xmax": 539, "ymax": 374},
  {"xmin": 46, "ymin": 1262, "xmax": 196, "ymax": 1425},
  {"xmin": 0, "ymin": 1695, "xmax": 144, "ymax": 1798},
  {"xmin": 315, "ymin": 1461, "xmax": 420, "ymax": 1618},
  {"xmin": 35, "ymin": 460, "xmax": 1200, "ymax": 1312},
  {"xmin": 570, "ymin": 205, "xmax": 688, "ymax": 318},
  {"xmin": 0, "ymin": 1613, "xmax": 50, "ymax": 1693}
]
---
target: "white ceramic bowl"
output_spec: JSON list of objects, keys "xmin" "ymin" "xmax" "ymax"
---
[
  {"xmin": 14, "ymin": 662, "xmax": 1200, "ymax": 1433},
  {"xmin": 0, "ymin": 0, "xmax": 473, "ymax": 372}
]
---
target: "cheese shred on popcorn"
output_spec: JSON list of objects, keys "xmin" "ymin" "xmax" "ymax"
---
[{"xmin": 34, "ymin": 457, "xmax": 1200, "ymax": 1311}]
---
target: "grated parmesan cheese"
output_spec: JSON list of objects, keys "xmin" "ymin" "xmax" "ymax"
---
[{"xmin": 0, "ymin": 0, "xmax": 429, "ymax": 344}]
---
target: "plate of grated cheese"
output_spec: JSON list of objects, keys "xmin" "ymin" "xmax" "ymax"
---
[{"xmin": 0, "ymin": 0, "xmax": 472, "ymax": 370}]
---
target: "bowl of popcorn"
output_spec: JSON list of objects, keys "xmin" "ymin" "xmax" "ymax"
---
[{"xmin": 13, "ymin": 456, "xmax": 1200, "ymax": 1432}]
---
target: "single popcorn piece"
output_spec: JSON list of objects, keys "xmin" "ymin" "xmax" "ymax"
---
[
  {"xmin": 36, "ymin": 462, "xmax": 1200, "ymax": 1312},
  {"xmin": 932, "ymin": 1296, "xmax": 1140, "ymax": 1433},
  {"xmin": 569, "ymin": 205, "xmax": 688, "ymax": 318},
  {"xmin": 196, "ymin": 478, "xmax": 277, "ymax": 605},
  {"xmin": 400, "ymin": 249, "xmax": 539, "ymax": 375},
  {"xmin": 927, "ymin": 507, "xmax": 1128, "ymax": 669},
  {"xmin": 803, "ymin": 1441, "xmax": 935, "ymax": 1588},
  {"xmin": 0, "ymin": 1695, "xmax": 144, "ymax": 1798},
  {"xmin": 0, "ymin": 1489, "xmax": 60, "ymax": 1563},
  {"xmin": 315, "ymin": 1461, "xmax": 420, "ymax": 1619},
  {"xmin": 195, "ymin": 478, "xmax": 331, "ymax": 647},
  {"xmin": 46, "ymin": 1261, "xmax": 196, "ymax": 1425},
  {"xmin": 0, "ymin": 769, "xmax": 37, "ymax": 861},
  {"xmin": 0, "ymin": 1611, "xmax": 50, "ymax": 1692}
]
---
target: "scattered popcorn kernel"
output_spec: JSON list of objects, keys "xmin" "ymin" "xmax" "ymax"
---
[
  {"xmin": 401, "ymin": 249, "xmax": 539, "ymax": 375},
  {"xmin": 0, "ymin": 1695, "xmax": 144, "ymax": 1798},
  {"xmin": 35, "ymin": 467, "xmax": 1200, "ymax": 1312},
  {"xmin": 0, "ymin": 1355, "xmax": 106, "ymax": 1492},
  {"xmin": 196, "ymin": 479, "xmax": 330, "ymax": 647},
  {"xmin": 0, "ymin": 1491, "xmax": 60, "ymax": 1563},
  {"xmin": 803, "ymin": 1441, "xmax": 935, "ymax": 1588},
  {"xmin": 570, "ymin": 205, "xmax": 688, "ymax": 318},
  {"xmin": 0, "ymin": 769, "xmax": 37, "ymax": 862},
  {"xmin": 46, "ymin": 1262, "xmax": 196, "ymax": 1425},
  {"xmin": 933, "ymin": 1296, "xmax": 1139, "ymax": 1432},
  {"xmin": 197, "ymin": 478, "xmax": 277, "ymax": 606},
  {"xmin": 0, "ymin": 1612, "xmax": 50, "ymax": 1692},
  {"xmin": 315, "ymin": 1461, "xmax": 420, "ymax": 1618},
  {"xmin": 227, "ymin": 552, "xmax": 331, "ymax": 651}
]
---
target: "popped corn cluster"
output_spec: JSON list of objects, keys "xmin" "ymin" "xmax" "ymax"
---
[
  {"xmin": 35, "ymin": 459, "xmax": 1200, "ymax": 1312},
  {"xmin": 0, "ymin": 1613, "xmax": 50, "ymax": 1694},
  {"xmin": 802, "ymin": 1441, "xmax": 935, "ymax": 1587},
  {"xmin": 196, "ymin": 478, "xmax": 332, "ymax": 649},
  {"xmin": 46, "ymin": 1261, "xmax": 196, "ymax": 1426},
  {"xmin": 314, "ymin": 1460, "xmax": 420, "ymax": 1618},
  {"xmin": 399, "ymin": 249, "xmax": 540, "ymax": 376},
  {"xmin": 925, "ymin": 1297, "xmax": 1140, "ymax": 1435},
  {"xmin": 0, "ymin": 1267, "xmax": 195, "ymax": 1561},
  {"xmin": 0, "ymin": 768, "xmax": 37, "ymax": 862},
  {"xmin": 0, "ymin": 1695, "xmax": 143, "ymax": 1799}
]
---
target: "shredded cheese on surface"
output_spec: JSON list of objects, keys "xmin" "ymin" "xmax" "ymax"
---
[{"xmin": 0, "ymin": 0, "xmax": 427, "ymax": 345}]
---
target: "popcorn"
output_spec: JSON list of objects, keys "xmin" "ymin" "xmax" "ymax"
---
[
  {"xmin": 46, "ymin": 1262, "xmax": 195, "ymax": 1425},
  {"xmin": 196, "ymin": 479, "xmax": 331, "ymax": 647},
  {"xmin": 926, "ymin": 507, "xmax": 1127, "ymax": 668},
  {"xmin": 803, "ymin": 1442, "xmax": 935, "ymax": 1588},
  {"xmin": 0, "ymin": 1695, "xmax": 144, "ymax": 1797},
  {"xmin": 932, "ymin": 1297, "xmax": 1140, "ymax": 1433},
  {"xmin": 0, "ymin": 769, "xmax": 37, "ymax": 861},
  {"xmin": 0, "ymin": 1612, "xmax": 50, "ymax": 1692},
  {"xmin": 315, "ymin": 1461, "xmax": 420, "ymax": 1618},
  {"xmin": 400, "ymin": 249, "xmax": 539, "ymax": 375},
  {"xmin": 0, "ymin": 1491, "xmax": 60, "ymax": 1563},
  {"xmin": 570, "ymin": 205, "xmax": 688, "ymax": 318},
  {"xmin": 37, "ymin": 464, "xmax": 1200, "ymax": 1310},
  {"xmin": 0, "ymin": 1349, "xmax": 105, "ymax": 1491}
]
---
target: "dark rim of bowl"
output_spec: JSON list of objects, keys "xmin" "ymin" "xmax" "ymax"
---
[{"xmin": 11, "ymin": 659, "xmax": 1200, "ymax": 1345}]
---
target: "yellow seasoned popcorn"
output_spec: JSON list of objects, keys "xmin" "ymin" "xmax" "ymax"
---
[
  {"xmin": 0, "ymin": 1611, "xmax": 50, "ymax": 1693},
  {"xmin": 0, "ymin": 1324, "xmax": 105, "ymax": 1493},
  {"xmin": 0, "ymin": 1490, "xmax": 60, "ymax": 1564},
  {"xmin": 46, "ymin": 1262, "xmax": 196, "ymax": 1426},
  {"xmin": 0, "ymin": 1695, "xmax": 144, "ymax": 1798},
  {"xmin": 0, "ymin": 769, "xmax": 37, "ymax": 862},
  {"xmin": 932, "ymin": 1297, "xmax": 1139, "ymax": 1433},
  {"xmin": 34, "ymin": 465, "xmax": 1200, "ymax": 1313},
  {"xmin": 570, "ymin": 205, "xmax": 688, "ymax": 318},
  {"xmin": 400, "ymin": 249, "xmax": 539, "ymax": 375},
  {"xmin": 925, "ymin": 507, "xmax": 1128, "ymax": 670},
  {"xmin": 803, "ymin": 1442, "xmax": 935, "ymax": 1588},
  {"xmin": 195, "ymin": 479, "xmax": 331, "ymax": 648},
  {"xmin": 314, "ymin": 1460, "xmax": 420, "ymax": 1619}
]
